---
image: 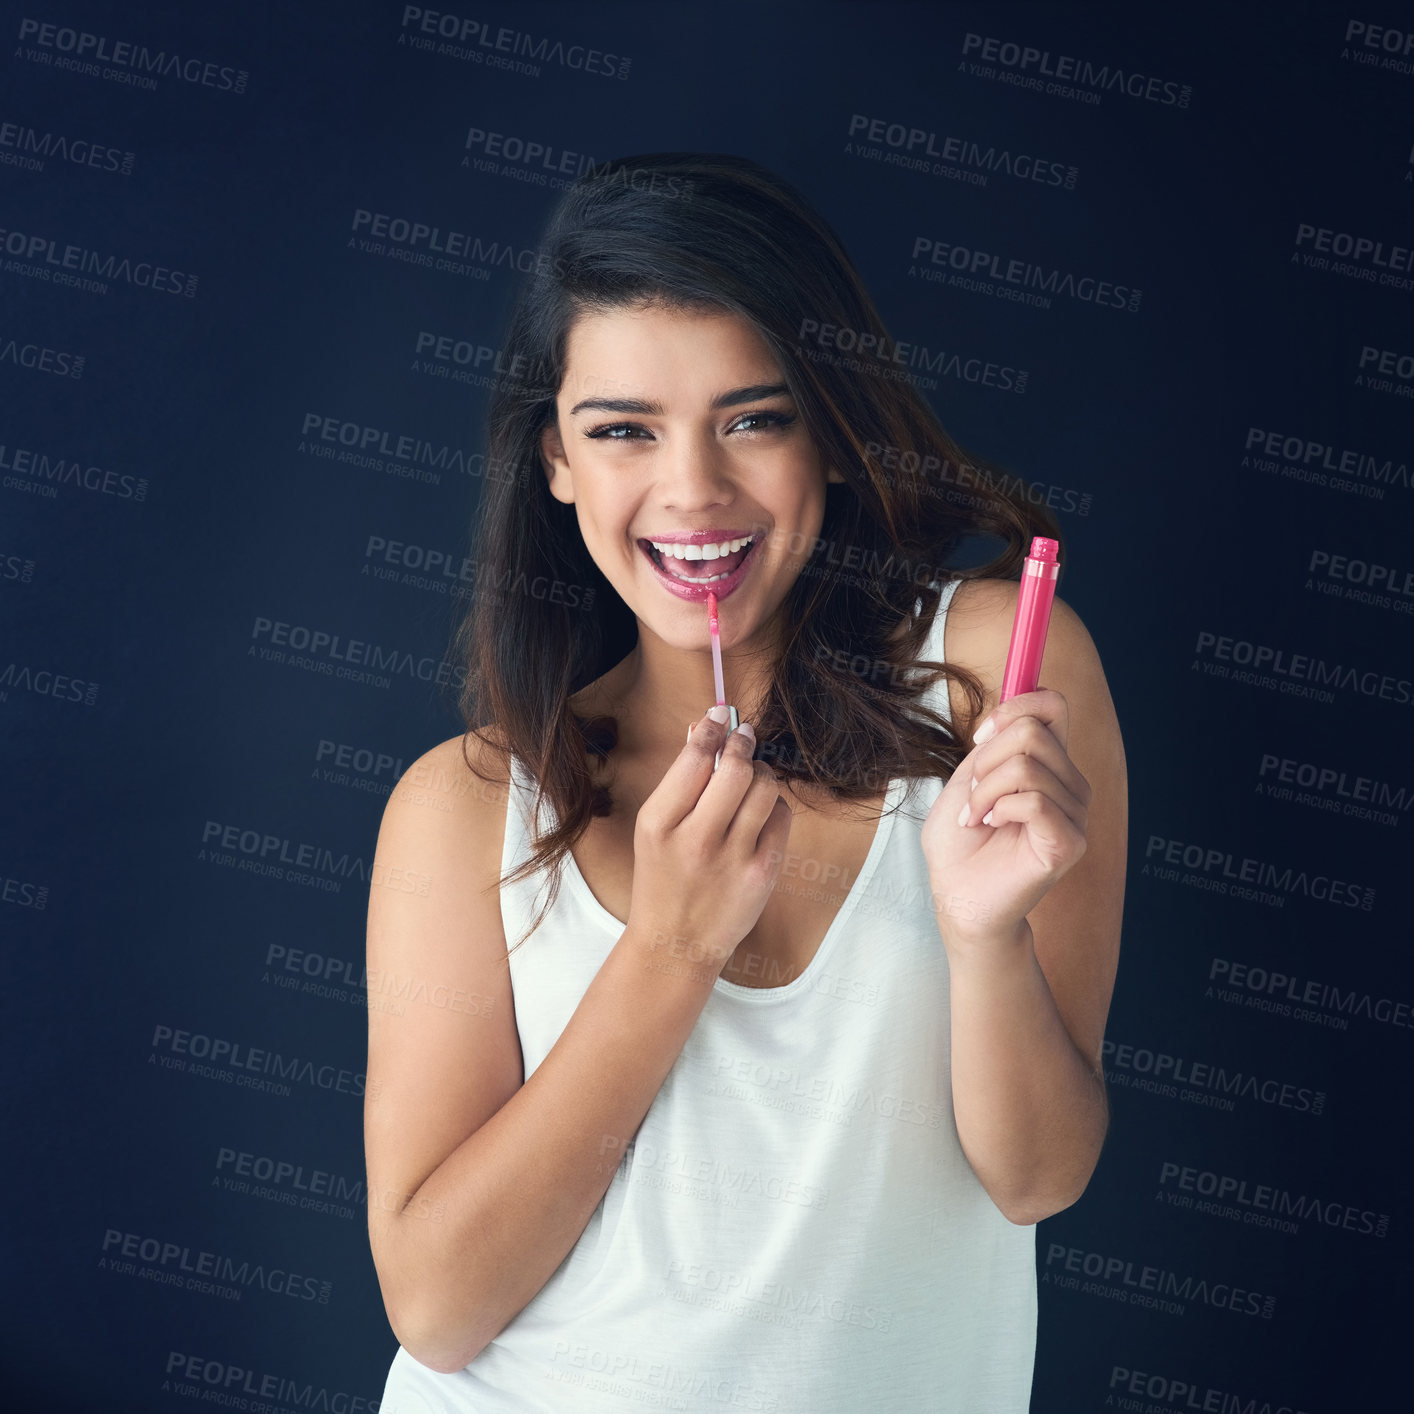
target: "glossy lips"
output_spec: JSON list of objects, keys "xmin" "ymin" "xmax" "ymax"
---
[{"xmin": 639, "ymin": 535, "xmax": 761, "ymax": 602}]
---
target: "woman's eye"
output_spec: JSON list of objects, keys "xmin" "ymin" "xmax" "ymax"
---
[
  {"xmin": 731, "ymin": 411, "xmax": 795, "ymax": 434},
  {"xmin": 584, "ymin": 422, "xmax": 647, "ymax": 441},
  {"xmin": 583, "ymin": 411, "xmax": 795, "ymax": 441}
]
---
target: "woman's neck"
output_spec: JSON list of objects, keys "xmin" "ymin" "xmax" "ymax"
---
[{"xmin": 577, "ymin": 620, "xmax": 783, "ymax": 761}]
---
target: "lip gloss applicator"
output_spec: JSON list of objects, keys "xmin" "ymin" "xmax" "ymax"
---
[
  {"xmin": 686, "ymin": 590, "xmax": 739, "ymax": 770},
  {"xmin": 999, "ymin": 536, "xmax": 1061, "ymax": 703}
]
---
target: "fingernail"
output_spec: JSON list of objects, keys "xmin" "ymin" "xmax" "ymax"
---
[
  {"xmin": 957, "ymin": 802, "xmax": 970, "ymax": 827},
  {"xmin": 973, "ymin": 718, "xmax": 996, "ymax": 744},
  {"xmin": 708, "ymin": 705, "xmax": 730, "ymax": 724},
  {"xmin": 736, "ymin": 722, "xmax": 755, "ymax": 744},
  {"xmin": 969, "ymin": 776, "xmax": 976, "ymax": 793},
  {"xmin": 982, "ymin": 810, "xmax": 994, "ymax": 826}
]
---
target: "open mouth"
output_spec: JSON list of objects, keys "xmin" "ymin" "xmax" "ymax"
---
[
  {"xmin": 638, "ymin": 534, "xmax": 761, "ymax": 598},
  {"xmin": 641, "ymin": 535, "xmax": 756, "ymax": 583}
]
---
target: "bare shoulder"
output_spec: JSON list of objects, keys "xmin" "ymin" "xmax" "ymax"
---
[
  {"xmin": 396, "ymin": 724, "xmax": 513, "ymax": 803},
  {"xmin": 940, "ymin": 577, "xmax": 1114, "ymax": 747},
  {"xmin": 365, "ymin": 718, "xmax": 520, "ymax": 1026},
  {"xmin": 366, "ymin": 721, "xmax": 518, "ymax": 1010}
]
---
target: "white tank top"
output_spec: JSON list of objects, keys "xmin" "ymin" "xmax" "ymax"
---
[{"xmin": 381, "ymin": 576, "xmax": 1037, "ymax": 1412}]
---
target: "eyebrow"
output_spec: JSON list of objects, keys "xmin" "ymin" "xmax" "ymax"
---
[{"xmin": 567, "ymin": 382, "xmax": 792, "ymax": 416}]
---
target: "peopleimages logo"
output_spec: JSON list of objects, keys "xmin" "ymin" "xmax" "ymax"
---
[
  {"xmin": 1244, "ymin": 426, "xmax": 1411, "ymax": 495},
  {"xmin": 845, "ymin": 114, "xmax": 1077, "ymax": 189},
  {"xmin": 199, "ymin": 820, "xmax": 375, "ymax": 888},
  {"xmin": 0, "ymin": 337, "xmax": 84, "ymax": 377},
  {"xmin": 1305, "ymin": 547, "xmax": 1414, "ymax": 616},
  {"xmin": 1192, "ymin": 627, "xmax": 1412, "ymax": 709},
  {"xmin": 100, "ymin": 1228, "xmax": 329, "ymax": 1302},
  {"xmin": 149, "ymin": 1022, "xmax": 366, "ymax": 1099},
  {"xmin": 708, "ymin": 1052, "xmax": 944, "ymax": 1129},
  {"xmin": 910, "ymin": 235, "xmax": 1140, "ymax": 313},
  {"xmin": 248, "ymin": 615, "xmax": 468, "ymax": 690},
  {"xmin": 163, "ymin": 1352, "xmax": 376, "ymax": 1412},
  {"xmin": 960, "ymin": 32, "xmax": 1192, "ymax": 106},
  {"xmin": 0, "ymin": 117, "xmax": 133, "ymax": 175},
  {"xmin": 1107, "ymin": 1365, "xmax": 1310, "ymax": 1414},
  {"xmin": 863, "ymin": 441, "xmax": 1092, "ymax": 517},
  {"xmin": 1209, "ymin": 957, "xmax": 1414, "ymax": 1034},
  {"xmin": 795, "ymin": 318, "xmax": 1027, "ymax": 394},
  {"xmin": 1357, "ymin": 343, "xmax": 1414, "ymax": 387},
  {"xmin": 1101, "ymin": 1039, "xmax": 1324, "ymax": 1115},
  {"xmin": 414, "ymin": 330, "xmax": 530, "ymax": 376},
  {"xmin": 1158, "ymin": 1160, "xmax": 1390, "ymax": 1239},
  {"xmin": 627, "ymin": 1140, "xmax": 829, "ymax": 1211},
  {"xmin": 1342, "ymin": 24, "xmax": 1414, "ymax": 84},
  {"xmin": 0, "ymin": 224, "xmax": 197, "ymax": 296},
  {"xmin": 299, "ymin": 410, "xmax": 515, "ymax": 486},
  {"xmin": 0, "ymin": 661, "xmax": 98, "ymax": 706},
  {"xmin": 461, "ymin": 148, "xmax": 690, "ymax": 202},
  {"xmin": 1293, "ymin": 222, "xmax": 1414, "ymax": 292},
  {"xmin": 1143, "ymin": 833, "xmax": 1375, "ymax": 911},
  {"xmin": 1257, "ymin": 750, "xmax": 1409, "ymax": 826},
  {"xmin": 398, "ymin": 6, "xmax": 631, "ymax": 80},
  {"xmin": 0, "ymin": 439, "xmax": 148, "ymax": 501},
  {"xmin": 215, "ymin": 1146, "xmax": 365, "ymax": 1207},
  {"xmin": 1044, "ymin": 1244, "xmax": 1276, "ymax": 1319},
  {"xmin": 663, "ymin": 1259, "xmax": 895, "ymax": 1332},
  {"xmin": 15, "ymin": 18, "xmax": 249, "ymax": 92},
  {"xmin": 1, "ymin": 872, "xmax": 47, "ymax": 909},
  {"xmin": 349, "ymin": 208, "xmax": 564, "ymax": 275}
]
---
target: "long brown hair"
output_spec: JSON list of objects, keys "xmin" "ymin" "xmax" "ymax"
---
[{"xmin": 449, "ymin": 152, "xmax": 1061, "ymax": 951}]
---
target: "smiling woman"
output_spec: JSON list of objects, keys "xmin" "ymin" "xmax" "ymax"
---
[
  {"xmin": 540, "ymin": 306, "xmax": 840, "ymax": 629},
  {"xmin": 567, "ymin": 373, "xmax": 787, "ymax": 593},
  {"xmin": 363, "ymin": 152, "xmax": 1126, "ymax": 1412}
]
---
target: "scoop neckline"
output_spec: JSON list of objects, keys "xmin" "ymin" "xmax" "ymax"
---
[
  {"xmin": 543, "ymin": 770, "xmax": 907, "ymax": 1003},
  {"xmin": 508, "ymin": 576, "xmax": 959, "ymax": 1001}
]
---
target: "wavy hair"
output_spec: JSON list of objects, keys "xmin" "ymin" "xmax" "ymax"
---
[{"xmin": 448, "ymin": 151, "xmax": 1061, "ymax": 951}]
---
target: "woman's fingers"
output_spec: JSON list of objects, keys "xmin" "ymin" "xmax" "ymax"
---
[
  {"xmin": 970, "ymin": 687, "xmax": 1072, "ymax": 756},
  {"xmin": 689, "ymin": 723, "xmax": 769, "ymax": 842},
  {"xmin": 651, "ymin": 709, "xmax": 737, "ymax": 831},
  {"xmin": 960, "ymin": 751, "xmax": 1089, "ymax": 833},
  {"xmin": 970, "ymin": 788, "xmax": 1088, "ymax": 872},
  {"xmin": 960, "ymin": 692, "xmax": 1091, "ymax": 821}
]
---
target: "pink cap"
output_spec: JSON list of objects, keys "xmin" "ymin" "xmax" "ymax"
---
[{"xmin": 1028, "ymin": 537, "xmax": 1059, "ymax": 563}]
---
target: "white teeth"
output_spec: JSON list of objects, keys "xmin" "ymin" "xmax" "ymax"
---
[
  {"xmin": 648, "ymin": 535, "xmax": 753, "ymax": 561},
  {"xmin": 669, "ymin": 569, "xmax": 732, "ymax": 583},
  {"xmin": 645, "ymin": 535, "xmax": 755, "ymax": 584}
]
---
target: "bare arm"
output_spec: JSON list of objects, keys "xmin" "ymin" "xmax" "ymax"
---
[
  {"xmin": 365, "ymin": 714, "xmax": 788, "ymax": 1372},
  {"xmin": 942, "ymin": 916, "xmax": 1113, "ymax": 1226},
  {"xmin": 931, "ymin": 583, "xmax": 1127, "ymax": 1225},
  {"xmin": 364, "ymin": 735, "xmax": 722, "ymax": 1372}
]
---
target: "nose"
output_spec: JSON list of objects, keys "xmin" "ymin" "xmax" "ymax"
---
[{"xmin": 655, "ymin": 428, "xmax": 738, "ymax": 511}]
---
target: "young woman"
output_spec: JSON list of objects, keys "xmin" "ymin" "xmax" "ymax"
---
[{"xmin": 365, "ymin": 152, "xmax": 1126, "ymax": 1412}]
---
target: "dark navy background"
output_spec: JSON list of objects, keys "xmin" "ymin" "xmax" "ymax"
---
[{"xmin": 2, "ymin": 2, "xmax": 1409, "ymax": 1409}]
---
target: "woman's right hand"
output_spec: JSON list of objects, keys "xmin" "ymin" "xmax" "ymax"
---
[{"xmin": 626, "ymin": 709, "xmax": 792, "ymax": 972}]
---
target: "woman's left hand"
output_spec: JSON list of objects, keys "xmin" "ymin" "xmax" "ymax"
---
[{"xmin": 920, "ymin": 688, "xmax": 1091, "ymax": 953}]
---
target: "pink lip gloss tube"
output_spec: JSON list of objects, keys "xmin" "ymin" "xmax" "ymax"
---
[{"xmin": 999, "ymin": 536, "xmax": 1060, "ymax": 703}]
